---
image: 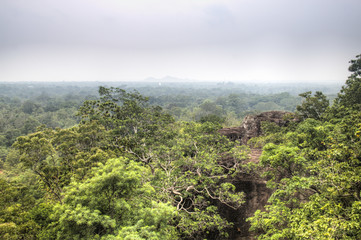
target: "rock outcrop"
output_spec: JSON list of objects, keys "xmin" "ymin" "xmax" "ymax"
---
[
  {"xmin": 219, "ymin": 111, "xmax": 291, "ymax": 145},
  {"xmin": 219, "ymin": 111, "xmax": 292, "ymax": 239},
  {"xmin": 218, "ymin": 127, "xmax": 245, "ymax": 142}
]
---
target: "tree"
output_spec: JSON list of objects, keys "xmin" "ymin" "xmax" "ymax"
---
[
  {"xmin": 249, "ymin": 60, "xmax": 361, "ymax": 238},
  {"xmin": 48, "ymin": 157, "xmax": 178, "ymax": 240},
  {"xmin": 296, "ymin": 91, "xmax": 329, "ymax": 120},
  {"xmin": 335, "ymin": 54, "xmax": 361, "ymax": 108},
  {"xmin": 79, "ymin": 88, "xmax": 248, "ymax": 238},
  {"xmin": 127, "ymin": 121, "xmax": 248, "ymax": 239},
  {"xmin": 8, "ymin": 87, "xmax": 249, "ymax": 239},
  {"xmin": 77, "ymin": 86, "xmax": 174, "ymax": 151},
  {"xmin": 192, "ymin": 99, "xmax": 224, "ymax": 122},
  {"xmin": 12, "ymin": 130, "xmax": 63, "ymax": 202},
  {"xmin": 21, "ymin": 100, "xmax": 41, "ymax": 114},
  {"xmin": 199, "ymin": 114, "xmax": 225, "ymax": 124},
  {"xmin": 348, "ymin": 54, "xmax": 361, "ymax": 77},
  {"xmin": 249, "ymin": 116, "xmax": 361, "ymax": 239},
  {"xmin": 0, "ymin": 178, "xmax": 39, "ymax": 239}
]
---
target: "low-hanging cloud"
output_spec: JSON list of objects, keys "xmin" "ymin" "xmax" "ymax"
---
[{"xmin": 0, "ymin": 0, "xmax": 360, "ymax": 82}]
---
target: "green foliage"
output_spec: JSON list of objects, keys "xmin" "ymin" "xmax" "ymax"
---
[
  {"xmin": 0, "ymin": 178, "xmax": 40, "ymax": 240},
  {"xmin": 193, "ymin": 100, "xmax": 224, "ymax": 122},
  {"xmin": 296, "ymin": 91, "xmax": 329, "ymax": 120},
  {"xmin": 248, "ymin": 113, "xmax": 298, "ymax": 148},
  {"xmin": 11, "ymin": 122, "xmax": 116, "ymax": 202},
  {"xmin": 6, "ymin": 87, "xmax": 250, "ymax": 239},
  {"xmin": 249, "ymin": 57, "xmax": 361, "ymax": 239},
  {"xmin": 48, "ymin": 157, "xmax": 178, "ymax": 240},
  {"xmin": 199, "ymin": 114, "xmax": 225, "ymax": 125},
  {"xmin": 0, "ymin": 80, "xmax": 346, "ymax": 239},
  {"xmin": 12, "ymin": 130, "xmax": 64, "ymax": 202},
  {"xmin": 249, "ymin": 115, "xmax": 361, "ymax": 239},
  {"xmin": 126, "ymin": 120, "xmax": 248, "ymax": 238},
  {"xmin": 77, "ymin": 86, "xmax": 174, "ymax": 150},
  {"xmin": 113, "ymin": 202, "xmax": 178, "ymax": 240},
  {"xmin": 335, "ymin": 54, "xmax": 361, "ymax": 108},
  {"xmin": 0, "ymin": 96, "xmax": 79, "ymax": 152},
  {"xmin": 260, "ymin": 144, "xmax": 306, "ymax": 184}
]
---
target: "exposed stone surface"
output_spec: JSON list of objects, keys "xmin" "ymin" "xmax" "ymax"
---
[
  {"xmin": 218, "ymin": 127, "xmax": 245, "ymax": 142},
  {"xmin": 233, "ymin": 174, "xmax": 272, "ymax": 239},
  {"xmin": 240, "ymin": 111, "xmax": 291, "ymax": 145},
  {"xmin": 248, "ymin": 149, "xmax": 263, "ymax": 164},
  {"xmin": 219, "ymin": 111, "xmax": 291, "ymax": 145},
  {"xmin": 218, "ymin": 111, "xmax": 292, "ymax": 239},
  {"xmin": 217, "ymin": 171, "xmax": 271, "ymax": 239}
]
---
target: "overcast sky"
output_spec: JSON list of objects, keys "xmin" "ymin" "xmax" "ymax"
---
[{"xmin": 0, "ymin": 0, "xmax": 360, "ymax": 83}]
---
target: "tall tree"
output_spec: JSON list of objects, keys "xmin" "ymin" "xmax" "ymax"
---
[
  {"xmin": 48, "ymin": 157, "xmax": 178, "ymax": 240},
  {"xmin": 249, "ymin": 55, "xmax": 361, "ymax": 239},
  {"xmin": 336, "ymin": 54, "xmax": 361, "ymax": 108},
  {"xmin": 296, "ymin": 91, "xmax": 329, "ymax": 120}
]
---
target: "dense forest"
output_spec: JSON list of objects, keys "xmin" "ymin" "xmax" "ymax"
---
[{"xmin": 0, "ymin": 54, "xmax": 360, "ymax": 239}]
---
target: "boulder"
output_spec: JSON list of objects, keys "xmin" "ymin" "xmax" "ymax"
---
[
  {"xmin": 219, "ymin": 111, "xmax": 292, "ymax": 145},
  {"xmin": 218, "ymin": 127, "xmax": 245, "ymax": 142}
]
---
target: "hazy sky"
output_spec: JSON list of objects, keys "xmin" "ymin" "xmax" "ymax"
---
[{"xmin": 0, "ymin": 0, "xmax": 360, "ymax": 83}]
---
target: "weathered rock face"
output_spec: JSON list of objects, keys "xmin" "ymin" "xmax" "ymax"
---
[
  {"xmin": 218, "ymin": 111, "xmax": 292, "ymax": 239},
  {"xmin": 240, "ymin": 111, "xmax": 291, "ymax": 145},
  {"xmin": 219, "ymin": 111, "xmax": 291, "ymax": 145},
  {"xmin": 218, "ymin": 127, "xmax": 245, "ymax": 142},
  {"xmin": 232, "ymin": 174, "xmax": 273, "ymax": 239}
]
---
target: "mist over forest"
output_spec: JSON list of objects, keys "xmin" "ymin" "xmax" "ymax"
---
[
  {"xmin": 1, "ymin": 55, "xmax": 361, "ymax": 239},
  {"xmin": 2, "ymin": 0, "xmax": 361, "ymax": 239}
]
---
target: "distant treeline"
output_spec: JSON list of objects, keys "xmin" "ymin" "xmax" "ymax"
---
[{"xmin": 0, "ymin": 81, "xmax": 340, "ymax": 155}]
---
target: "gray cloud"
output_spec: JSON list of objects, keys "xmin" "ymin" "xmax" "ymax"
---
[{"xmin": 0, "ymin": 0, "xmax": 360, "ymax": 82}]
